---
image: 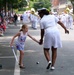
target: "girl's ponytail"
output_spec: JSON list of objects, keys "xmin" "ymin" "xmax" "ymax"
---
[{"xmin": 19, "ymin": 29, "xmax": 23, "ymax": 31}]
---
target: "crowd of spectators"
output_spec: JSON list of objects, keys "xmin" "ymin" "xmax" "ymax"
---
[{"xmin": 0, "ymin": 10, "xmax": 19, "ymax": 36}]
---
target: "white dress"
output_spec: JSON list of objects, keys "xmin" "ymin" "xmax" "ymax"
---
[
  {"xmin": 40, "ymin": 15, "xmax": 62, "ymax": 48},
  {"xmin": 15, "ymin": 31, "xmax": 27, "ymax": 50},
  {"xmin": 22, "ymin": 13, "xmax": 30, "ymax": 24},
  {"xmin": 29, "ymin": 14, "xmax": 38, "ymax": 29}
]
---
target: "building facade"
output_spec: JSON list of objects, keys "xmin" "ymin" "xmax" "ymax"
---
[{"xmin": 50, "ymin": 0, "xmax": 71, "ymax": 12}]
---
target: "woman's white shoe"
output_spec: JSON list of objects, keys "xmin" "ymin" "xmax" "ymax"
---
[
  {"xmin": 51, "ymin": 66, "xmax": 55, "ymax": 70},
  {"xmin": 46, "ymin": 61, "xmax": 51, "ymax": 69}
]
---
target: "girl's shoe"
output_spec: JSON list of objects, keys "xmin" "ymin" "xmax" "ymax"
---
[
  {"xmin": 19, "ymin": 64, "xmax": 25, "ymax": 69},
  {"xmin": 50, "ymin": 66, "xmax": 55, "ymax": 70},
  {"xmin": 20, "ymin": 66, "xmax": 25, "ymax": 69}
]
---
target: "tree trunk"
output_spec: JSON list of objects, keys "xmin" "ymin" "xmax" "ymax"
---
[
  {"xmin": 73, "ymin": 4, "xmax": 74, "ymax": 14},
  {"xmin": 5, "ymin": 1, "xmax": 8, "ymax": 16}
]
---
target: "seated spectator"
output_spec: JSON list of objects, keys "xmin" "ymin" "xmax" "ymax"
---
[{"xmin": 0, "ymin": 18, "xmax": 6, "ymax": 36}]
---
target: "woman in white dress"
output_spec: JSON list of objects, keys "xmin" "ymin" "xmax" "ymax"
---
[
  {"xmin": 38, "ymin": 8, "xmax": 69, "ymax": 70},
  {"xmin": 29, "ymin": 10, "xmax": 39, "ymax": 29}
]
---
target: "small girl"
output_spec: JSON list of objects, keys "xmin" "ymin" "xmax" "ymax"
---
[{"xmin": 10, "ymin": 24, "xmax": 39, "ymax": 69}]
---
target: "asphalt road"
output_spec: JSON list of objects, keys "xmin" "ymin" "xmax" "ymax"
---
[{"xmin": 0, "ymin": 22, "xmax": 74, "ymax": 75}]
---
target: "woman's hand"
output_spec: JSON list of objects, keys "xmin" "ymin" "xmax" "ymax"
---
[
  {"xmin": 65, "ymin": 29, "xmax": 69, "ymax": 34},
  {"xmin": 58, "ymin": 21, "xmax": 69, "ymax": 34},
  {"xmin": 39, "ymin": 39, "xmax": 43, "ymax": 45}
]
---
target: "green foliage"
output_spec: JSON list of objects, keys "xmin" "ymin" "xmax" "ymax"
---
[
  {"xmin": 18, "ymin": 0, "xmax": 27, "ymax": 8},
  {"xmin": 33, "ymin": 2, "xmax": 44, "ymax": 10},
  {"xmin": 26, "ymin": 7, "xmax": 31, "ymax": 10},
  {"xmin": 43, "ymin": 0, "xmax": 51, "ymax": 9},
  {"xmin": 18, "ymin": 7, "xmax": 26, "ymax": 11},
  {"xmin": 69, "ymin": 0, "xmax": 74, "ymax": 4},
  {"xmin": 69, "ymin": 0, "xmax": 74, "ymax": 14},
  {"xmin": 0, "ymin": 0, "xmax": 51, "ymax": 13},
  {"xmin": 29, "ymin": 0, "xmax": 51, "ymax": 11},
  {"xmin": 0, "ymin": 0, "xmax": 27, "ymax": 9},
  {"xmin": 29, "ymin": 1, "xmax": 34, "ymax": 9}
]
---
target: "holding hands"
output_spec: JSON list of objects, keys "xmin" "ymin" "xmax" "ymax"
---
[
  {"xmin": 65, "ymin": 29, "xmax": 69, "ymax": 34},
  {"xmin": 39, "ymin": 39, "xmax": 43, "ymax": 45}
]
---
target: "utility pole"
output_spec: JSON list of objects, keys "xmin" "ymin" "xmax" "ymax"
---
[{"xmin": 5, "ymin": 0, "xmax": 8, "ymax": 16}]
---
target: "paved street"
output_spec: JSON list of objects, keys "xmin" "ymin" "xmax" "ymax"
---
[{"xmin": 0, "ymin": 23, "xmax": 74, "ymax": 75}]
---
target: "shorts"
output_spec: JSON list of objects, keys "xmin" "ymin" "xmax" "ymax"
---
[{"xmin": 16, "ymin": 44, "xmax": 24, "ymax": 50}]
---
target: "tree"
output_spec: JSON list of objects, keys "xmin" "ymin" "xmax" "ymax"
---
[
  {"xmin": 69, "ymin": 0, "xmax": 74, "ymax": 14},
  {"xmin": 0, "ymin": 0, "xmax": 27, "ymax": 10},
  {"xmin": 29, "ymin": 0, "xmax": 51, "ymax": 10},
  {"xmin": 0, "ymin": 0, "xmax": 27, "ymax": 14}
]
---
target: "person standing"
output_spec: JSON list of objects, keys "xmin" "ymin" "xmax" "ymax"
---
[
  {"xmin": 38, "ymin": 8, "xmax": 69, "ymax": 70},
  {"xmin": 60, "ymin": 12, "xmax": 67, "ymax": 28},
  {"xmin": 29, "ymin": 10, "xmax": 39, "ymax": 29},
  {"xmin": 13, "ymin": 13, "xmax": 18, "ymax": 26},
  {"xmin": 68, "ymin": 13, "xmax": 73, "ymax": 29},
  {"xmin": 10, "ymin": 24, "xmax": 39, "ymax": 69},
  {"xmin": 22, "ymin": 12, "xmax": 30, "ymax": 24}
]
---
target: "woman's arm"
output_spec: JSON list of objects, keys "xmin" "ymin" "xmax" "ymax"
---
[
  {"xmin": 58, "ymin": 21, "xmax": 69, "ymax": 34},
  {"xmin": 39, "ymin": 29, "xmax": 44, "ymax": 44},
  {"xmin": 28, "ymin": 33, "xmax": 39, "ymax": 43},
  {"xmin": 10, "ymin": 32, "xmax": 20, "ymax": 46}
]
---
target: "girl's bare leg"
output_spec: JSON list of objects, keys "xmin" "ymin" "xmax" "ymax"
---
[{"xmin": 19, "ymin": 50, "xmax": 24, "ymax": 67}]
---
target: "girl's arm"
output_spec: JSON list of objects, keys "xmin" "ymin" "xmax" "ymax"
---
[
  {"xmin": 28, "ymin": 33, "xmax": 39, "ymax": 43},
  {"xmin": 10, "ymin": 32, "xmax": 20, "ymax": 46}
]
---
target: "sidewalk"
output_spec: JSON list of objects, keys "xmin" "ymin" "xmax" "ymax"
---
[{"xmin": 0, "ymin": 23, "xmax": 74, "ymax": 75}]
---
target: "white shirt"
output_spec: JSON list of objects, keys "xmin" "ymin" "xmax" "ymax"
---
[
  {"xmin": 40, "ymin": 15, "xmax": 59, "ymax": 28},
  {"xmin": 30, "ymin": 14, "xmax": 38, "ymax": 22},
  {"xmin": 22, "ymin": 13, "xmax": 30, "ymax": 23},
  {"xmin": 40, "ymin": 15, "xmax": 59, "ymax": 34}
]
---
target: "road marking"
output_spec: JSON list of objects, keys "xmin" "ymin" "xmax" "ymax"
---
[
  {"xmin": 0, "ymin": 56, "xmax": 15, "ymax": 58},
  {"xmin": 14, "ymin": 50, "xmax": 20, "ymax": 75},
  {"xmin": 0, "ymin": 51, "xmax": 20, "ymax": 74}
]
